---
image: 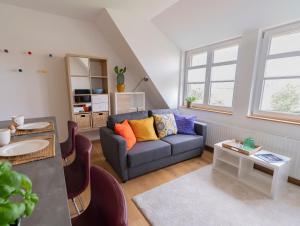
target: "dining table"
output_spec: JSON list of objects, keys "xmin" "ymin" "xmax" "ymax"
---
[{"xmin": 0, "ymin": 116, "xmax": 72, "ymax": 226}]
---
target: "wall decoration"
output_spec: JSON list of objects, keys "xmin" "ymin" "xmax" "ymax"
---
[{"xmin": 37, "ymin": 69, "xmax": 48, "ymax": 75}]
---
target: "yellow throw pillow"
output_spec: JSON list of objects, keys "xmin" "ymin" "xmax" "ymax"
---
[{"xmin": 129, "ymin": 117, "xmax": 158, "ymax": 142}]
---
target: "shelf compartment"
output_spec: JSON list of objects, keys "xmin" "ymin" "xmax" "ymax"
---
[
  {"xmin": 91, "ymin": 76, "xmax": 108, "ymax": 78},
  {"xmin": 240, "ymin": 169, "xmax": 272, "ymax": 195},
  {"xmin": 214, "ymin": 160, "xmax": 239, "ymax": 178},
  {"xmin": 216, "ymin": 151, "xmax": 240, "ymax": 167}
]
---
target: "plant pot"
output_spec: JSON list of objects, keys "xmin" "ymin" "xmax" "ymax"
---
[
  {"xmin": 117, "ymin": 84, "xmax": 125, "ymax": 92},
  {"xmin": 11, "ymin": 219, "xmax": 21, "ymax": 226},
  {"xmin": 187, "ymin": 102, "xmax": 191, "ymax": 108}
]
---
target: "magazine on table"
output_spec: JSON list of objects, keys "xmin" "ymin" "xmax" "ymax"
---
[{"xmin": 255, "ymin": 153, "xmax": 284, "ymax": 163}]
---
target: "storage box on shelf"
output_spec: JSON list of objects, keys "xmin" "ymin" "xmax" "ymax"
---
[
  {"xmin": 92, "ymin": 112, "xmax": 108, "ymax": 127},
  {"xmin": 66, "ymin": 54, "xmax": 110, "ymax": 131}
]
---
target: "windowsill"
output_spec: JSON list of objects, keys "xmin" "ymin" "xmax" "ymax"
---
[
  {"xmin": 180, "ymin": 105, "xmax": 233, "ymax": 115},
  {"xmin": 248, "ymin": 114, "xmax": 300, "ymax": 126}
]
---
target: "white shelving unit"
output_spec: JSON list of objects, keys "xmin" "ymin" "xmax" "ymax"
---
[
  {"xmin": 213, "ymin": 141, "xmax": 290, "ymax": 199},
  {"xmin": 66, "ymin": 54, "xmax": 110, "ymax": 132},
  {"xmin": 111, "ymin": 92, "xmax": 145, "ymax": 115}
]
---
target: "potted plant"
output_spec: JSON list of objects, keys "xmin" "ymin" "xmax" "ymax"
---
[
  {"xmin": 185, "ymin": 96, "xmax": 197, "ymax": 108},
  {"xmin": 0, "ymin": 161, "xmax": 39, "ymax": 226},
  {"xmin": 114, "ymin": 66, "xmax": 127, "ymax": 92}
]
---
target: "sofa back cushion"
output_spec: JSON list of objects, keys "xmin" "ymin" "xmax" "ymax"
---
[
  {"xmin": 153, "ymin": 113, "xmax": 177, "ymax": 138},
  {"xmin": 114, "ymin": 120, "xmax": 136, "ymax": 150},
  {"xmin": 148, "ymin": 109, "xmax": 179, "ymax": 117},
  {"xmin": 128, "ymin": 117, "xmax": 158, "ymax": 142},
  {"xmin": 107, "ymin": 111, "xmax": 148, "ymax": 130}
]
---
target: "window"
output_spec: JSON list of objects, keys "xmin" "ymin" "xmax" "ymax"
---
[
  {"xmin": 184, "ymin": 39, "xmax": 240, "ymax": 111},
  {"xmin": 252, "ymin": 22, "xmax": 300, "ymax": 121}
]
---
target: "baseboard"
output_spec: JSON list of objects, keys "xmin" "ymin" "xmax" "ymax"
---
[
  {"xmin": 206, "ymin": 145, "xmax": 300, "ymax": 187},
  {"xmin": 205, "ymin": 145, "xmax": 214, "ymax": 152}
]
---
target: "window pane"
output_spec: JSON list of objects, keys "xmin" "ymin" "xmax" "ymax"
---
[
  {"xmin": 265, "ymin": 56, "xmax": 300, "ymax": 77},
  {"xmin": 187, "ymin": 68, "xmax": 206, "ymax": 82},
  {"xmin": 211, "ymin": 64, "xmax": 236, "ymax": 81},
  {"xmin": 209, "ymin": 82, "xmax": 234, "ymax": 107},
  {"xmin": 187, "ymin": 84, "xmax": 205, "ymax": 104},
  {"xmin": 260, "ymin": 79, "xmax": 300, "ymax": 114},
  {"xmin": 190, "ymin": 52, "xmax": 207, "ymax": 66},
  {"xmin": 269, "ymin": 31, "xmax": 300, "ymax": 55},
  {"xmin": 213, "ymin": 45, "xmax": 238, "ymax": 63}
]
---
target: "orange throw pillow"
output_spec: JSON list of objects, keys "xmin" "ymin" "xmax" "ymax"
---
[{"xmin": 114, "ymin": 120, "xmax": 136, "ymax": 150}]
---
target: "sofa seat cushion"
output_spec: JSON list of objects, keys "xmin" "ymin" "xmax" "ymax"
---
[
  {"xmin": 161, "ymin": 134, "xmax": 203, "ymax": 155},
  {"xmin": 127, "ymin": 140, "xmax": 171, "ymax": 167}
]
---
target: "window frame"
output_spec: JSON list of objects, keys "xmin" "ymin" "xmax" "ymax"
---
[
  {"xmin": 251, "ymin": 22, "xmax": 300, "ymax": 122},
  {"xmin": 183, "ymin": 38, "xmax": 240, "ymax": 112}
]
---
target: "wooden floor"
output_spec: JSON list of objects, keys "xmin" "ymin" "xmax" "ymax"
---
[{"xmin": 68, "ymin": 140, "xmax": 213, "ymax": 226}]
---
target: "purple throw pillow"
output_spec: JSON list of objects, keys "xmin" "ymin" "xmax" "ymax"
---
[{"xmin": 174, "ymin": 114, "xmax": 196, "ymax": 135}]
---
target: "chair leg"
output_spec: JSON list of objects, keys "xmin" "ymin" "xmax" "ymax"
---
[
  {"xmin": 72, "ymin": 198, "xmax": 80, "ymax": 215},
  {"xmin": 77, "ymin": 195, "xmax": 85, "ymax": 212}
]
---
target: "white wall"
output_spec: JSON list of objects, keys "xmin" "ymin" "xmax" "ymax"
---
[
  {"xmin": 95, "ymin": 9, "xmax": 168, "ymax": 109},
  {"xmin": 0, "ymin": 3, "xmax": 150, "ymax": 141},
  {"xmin": 106, "ymin": 9, "xmax": 181, "ymax": 108}
]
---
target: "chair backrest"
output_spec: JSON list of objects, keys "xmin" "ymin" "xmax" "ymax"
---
[
  {"xmin": 89, "ymin": 166, "xmax": 128, "ymax": 226},
  {"xmin": 74, "ymin": 134, "xmax": 92, "ymax": 192},
  {"xmin": 66, "ymin": 120, "xmax": 78, "ymax": 154}
]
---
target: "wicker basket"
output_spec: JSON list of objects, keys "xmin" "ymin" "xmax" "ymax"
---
[
  {"xmin": 74, "ymin": 114, "xmax": 91, "ymax": 129},
  {"xmin": 92, "ymin": 112, "xmax": 108, "ymax": 127}
]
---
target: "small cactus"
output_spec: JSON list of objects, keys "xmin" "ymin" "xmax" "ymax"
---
[{"xmin": 114, "ymin": 66, "xmax": 126, "ymax": 85}]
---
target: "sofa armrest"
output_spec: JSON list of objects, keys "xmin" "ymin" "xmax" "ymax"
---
[
  {"xmin": 100, "ymin": 127, "xmax": 128, "ymax": 182},
  {"xmin": 194, "ymin": 121, "xmax": 207, "ymax": 145}
]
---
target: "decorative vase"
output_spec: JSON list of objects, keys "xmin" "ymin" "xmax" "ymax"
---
[
  {"xmin": 187, "ymin": 102, "xmax": 191, "ymax": 108},
  {"xmin": 117, "ymin": 84, "xmax": 125, "ymax": 92}
]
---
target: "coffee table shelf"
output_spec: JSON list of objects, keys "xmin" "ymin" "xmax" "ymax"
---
[
  {"xmin": 213, "ymin": 141, "xmax": 290, "ymax": 199},
  {"xmin": 214, "ymin": 161, "xmax": 239, "ymax": 178},
  {"xmin": 216, "ymin": 151, "xmax": 240, "ymax": 167}
]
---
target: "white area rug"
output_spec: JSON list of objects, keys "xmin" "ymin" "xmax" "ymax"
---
[{"xmin": 133, "ymin": 166, "xmax": 300, "ymax": 226}]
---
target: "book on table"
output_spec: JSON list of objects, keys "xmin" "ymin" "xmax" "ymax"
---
[{"xmin": 255, "ymin": 153, "xmax": 284, "ymax": 163}]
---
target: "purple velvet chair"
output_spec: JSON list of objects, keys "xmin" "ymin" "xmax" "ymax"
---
[
  {"xmin": 71, "ymin": 166, "xmax": 128, "ymax": 226},
  {"xmin": 60, "ymin": 121, "xmax": 78, "ymax": 162},
  {"xmin": 64, "ymin": 134, "xmax": 92, "ymax": 215}
]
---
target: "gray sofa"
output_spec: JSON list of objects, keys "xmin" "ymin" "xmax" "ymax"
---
[{"xmin": 100, "ymin": 109, "xmax": 207, "ymax": 182}]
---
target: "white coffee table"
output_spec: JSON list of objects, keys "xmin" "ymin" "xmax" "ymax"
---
[{"xmin": 213, "ymin": 141, "xmax": 290, "ymax": 199}]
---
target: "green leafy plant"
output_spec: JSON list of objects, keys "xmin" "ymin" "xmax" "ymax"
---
[
  {"xmin": 243, "ymin": 137, "xmax": 256, "ymax": 150},
  {"xmin": 114, "ymin": 66, "xmax": 127, "ymax": 85},
  {"xmin": 0, "ymin": 161, "xmax": 39, "ymax": 226},
  {"xmin": 185, "ymin": 96, "xmax": 197, "ymax": 104}
]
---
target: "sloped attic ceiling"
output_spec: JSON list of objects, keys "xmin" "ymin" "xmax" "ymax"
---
[
  {"xmin": 0, "ymin": 0, "xmax": 179, "ymax": 21},
  {"xmin": 152, "ymin": 0, "xmax": 300, "ymax": 50}
]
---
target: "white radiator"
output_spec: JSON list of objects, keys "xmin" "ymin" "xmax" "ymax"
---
[{"xmin": 204, "ymin": 121, "xmax": 300, "ymax": 180}]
